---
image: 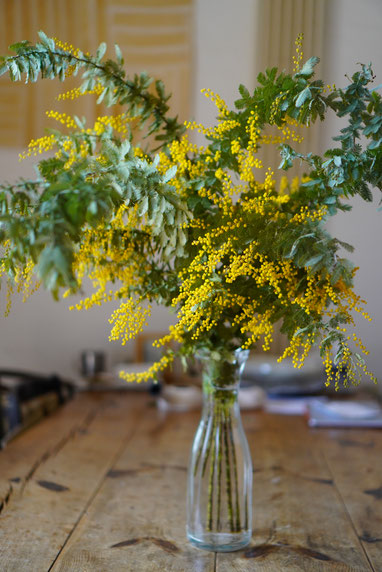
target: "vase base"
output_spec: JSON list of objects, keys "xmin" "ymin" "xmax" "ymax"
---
[{"xmin": 187, "ymin": 530, "xmax": 251, "ymax": 552}]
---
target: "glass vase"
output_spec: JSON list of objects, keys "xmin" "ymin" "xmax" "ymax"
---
[{"xmin": 187, "ymin": 349, "xmax": 252, "ymax": 552}]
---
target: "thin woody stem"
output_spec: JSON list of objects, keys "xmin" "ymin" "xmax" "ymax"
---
[
  {"xmin": 206, "ymin": 406, "xmax": 218, "ymax": 531},
  {"xmin": 228, "ymin": 414, "xmax": 241, "ymax": 532},
  {"xmin": 244, "ymin": 491, "xmax": 248, "ymax": 531},
  {"xmin": 216, "ymin": 407, "xmax": 223, "ymax": 532},
  {"xmin": 193, "ymin": 419, "xmax": 208, "ymax": 477},
  {"xmin": 223, "ymin": 408, "xmax": 235, "ymax": 533},
  {"xmin": 201, "ymin": 414, "xmax": 214, "ymax": 477}
]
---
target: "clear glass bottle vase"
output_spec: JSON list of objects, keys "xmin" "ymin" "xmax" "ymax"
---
[{"xmin": 187, "ymin": 349, "xmax": 252, "ymax": 552}]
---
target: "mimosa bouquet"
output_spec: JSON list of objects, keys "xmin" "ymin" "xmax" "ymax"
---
[{"xmin": 0, "ymin": 32, "xmax": 380, "ymax": 391}]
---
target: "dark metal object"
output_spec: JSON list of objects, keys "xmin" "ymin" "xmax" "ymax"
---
[{"xmin": 80, "ymin": 351, "xmax": 106, "ymax": 378}]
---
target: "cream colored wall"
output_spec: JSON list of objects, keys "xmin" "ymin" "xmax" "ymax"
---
[{"xmin": 194, "ymin": 0, "xmax": 258, "ymax": 131}]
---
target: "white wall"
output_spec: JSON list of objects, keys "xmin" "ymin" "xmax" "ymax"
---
[
  {"xmin": 322, "ymin": 0, "xmax": 382, "ymax": 383},
  {"xmin": 194, "ymin": 0, "xmax": 258, "ymax": 129}
]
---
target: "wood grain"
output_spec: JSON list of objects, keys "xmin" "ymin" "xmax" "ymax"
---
[
  {"xmin": 1, "ymin": 393, "xmax": 381, "ymax": 571},
  {"xmin": 217, "ymin": 412, "xmax": 375, "ymax": 571},
  {"xmin": 50, "ymin": 408, "xmax": 215, "ymax": 572},
  {"xmin": 0, "ymin": 393, "xmax": 101, "ymax": 508},
  {"xmin": 319, "ymin": 428, "xmax": 382, "ymax": 571},
  {"xmin": 0, "ymin": 392, "xmax": 147, "ymax": 571}
]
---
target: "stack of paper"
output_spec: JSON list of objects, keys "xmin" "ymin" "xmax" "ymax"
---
[{"xmin": 308, "ymin": 399, "xmax": 382, "ymax": 428}]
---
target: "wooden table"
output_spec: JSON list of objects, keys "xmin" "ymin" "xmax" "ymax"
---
[{"xmin": 0, "ymin": 392, "xmax": 381, "ymax": 571}]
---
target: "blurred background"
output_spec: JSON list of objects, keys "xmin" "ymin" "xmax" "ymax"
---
[{"xmin": 0, "ymin": 0, "xmax": 381, "ymax": 389}]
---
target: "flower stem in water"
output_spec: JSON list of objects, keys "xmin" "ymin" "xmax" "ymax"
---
[
  {"xmin": 223, "ymin": 408, "xmax": 235, "ymax": 533},
  {"xmin": 206, "ymin": 409, "xmax": 217, "ymax": 531},
  {"xmin": 201, "ymin": 414, "xmax": 214, "ymax": 477},
  {"xmin": 228, "ymin": 414, "xmax": 241, "ymax": 532},
  {"xmin": 193, "ymin": 419, "xmax": 208, "ymax": 477},
  {"xmin": 216, "ymin": 406, "xmax": 223, "ymax": 532}
]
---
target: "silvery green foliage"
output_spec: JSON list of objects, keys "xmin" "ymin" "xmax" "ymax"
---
[{"xmin": 0, "ymin": 32, "xmax": 189, "ymax": 297}]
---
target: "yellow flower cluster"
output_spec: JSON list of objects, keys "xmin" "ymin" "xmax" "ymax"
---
[
  {"xmin": 93, "ymin": 114, "xmax": 132, "ymax": 137},
  {"xmin": 153, "ymin": 136, "xmax": 209, "ymax": 197},
  {"xmin": 240, "ymin": 309, "xmax": 275, "ymax": 351},
  {"xmin": 313, "ymin": 272, "xmax": 376, "ymax": 388},
  {"xmin": 269, "ymin": 93, "xmax": 288, "ymax": 125},
  {"xmin": 293, "ymin": 273, "xmax": 326, "ymax": 316},
  {"xmin": 69, "ymin": 205, "xmax": 147, "ymax": 311},
  {"xmin": 197, "ymin": 170, "xmax": 243, "ymax": 215},
  {"xmin": 260, "ymin": 121, "xmax": 304, "ymax": 146},
  {"xmin": 323, "ymin": 340, "xmax": 376, "ymax": 390},
  {"xmin": 109, "ymin": 299, "xmax": 152, "ymax": 346},
  {"xmin": 65, "ymin": 203, "xmax": 166, "ymax": 380},
  {"xmin": 21, "ymin": 107, "xmax": 135, "ymax": 168},
  {"xmin": 236, "ymin": 112, "xmax": 263, "ymax": 183},
  {"xmin": 200, "ymin": 88, "xmax": 229, "ymax": 117},
  {"xmin": 61, "ymin": 138, "xmax": 89, "ymax": 170},
  {"xmin": 16, "ymin": 259, "xmax": 40, "ymax": 302},
  {"xmin": 0, "ymin": 241, "xmax": 13, "ymax": 316},
  {"xmin": 293, "ymin": 33, "xmax": 304, "ymax": 73},
  {"xmin": 290, "ymin": 204, "xmax": 328, "ymax": 224},
  {"xmin": 46, "ymin": 110, "xmax": 77, "ymax": 130},
  {"xmin": 160, "ymin": 213, "xmax": 298, "ymax": 354},
  {"xmin": 163, "ymin": 237, "xmax": 239, "ymax": 342},
  {"xmin": 279, "ymin": 176, "xmax": 289, "ymax": 195},
  {"xmin": 54, "ymin": 38, "xmax": 81, "ymax": 58},
  {"xmin": 323, "ymin": 83, "xmax": 337, "ymax": 94},
  {"xmin": 57, "ymin": 83, "xmax": 104, "ymax": 101},
  {"xmin": 4, "ymin": 280, "xmax": 13, "ymax": 316},
  {"xmin": 181, "ymin": 89, "xmax": 239, "ymax": 144},
  {"xmin": 238, "ymin": 170, "xmax": 276, "ymax": 217},
  {"xmin": 1, "ymin": 256, "xmax": 40, "ymax": 314},
  {"xmin": 327, "ymin": 275, "xmax": 372, "ymax": 325},
  {"xmin": 119, "ymin": 352, "xmax": 174, "ymax": 384},
  {"xmin": 153, "ymin": 324, "xmax": 184, "ymax": 347},
  {"xmin": 278, "ymin": 331, "xmax": 315, "ymax": 369},
  {"xmin": 225, "ymin": 244, "xmax": 299, "ymax": 313},
  {"xmin": 184, "ymin": 118, "xmax": 240, "ymax": 139},
  {"xmin": 231, "ymin": 139, "xmax": 241, "ymax": 154},
  {"xmin": 19, "ymin": 133, "xmax": 57, "ymax": 159},
  {"xmin": 53, "ymin": 38, "xmax": 83, "ymax": 77}
]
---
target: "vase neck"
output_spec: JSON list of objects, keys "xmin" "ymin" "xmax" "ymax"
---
[
  {"xmin": 202, "ymin": 384, "xmax": 240, "ymax": 417},
  {"xmin": 200, "ymin": 348, "xmax": 249, "ymax": 393}
]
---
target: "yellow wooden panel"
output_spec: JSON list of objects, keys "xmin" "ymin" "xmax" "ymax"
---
[
  {"xmin": 113, "ymin": 0, "xmax": 192, "ymax": 7},
  {"xmin": 113, "ymin": 32, "xmax": 189, "ymax": 48},
  {"xmin": 0, "ymin": 0, "xmax": 193, "ymax": 147},
  {"xmin": 110, "ymin": 11, "xmax": 190, "ymax": 28}
]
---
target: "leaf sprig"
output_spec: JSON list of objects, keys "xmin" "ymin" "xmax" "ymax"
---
[{"xmin": 0, "ymin": 31, "xmax": 186, "ymax": 147}]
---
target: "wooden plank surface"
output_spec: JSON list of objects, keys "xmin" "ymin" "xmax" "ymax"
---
[
  {"xmin": 0, "ymin": 393, "xmax": 103, "ymax": 508},
  {"xmin": 0, "ymin": 392, "xmax": 147, "ymax": 571},
  {"xmin": 217, "ymin": 413, "xmax": 375, "ymax": 572},
  {"xmin": 50, "ymin": 408, "xmax": 215, "ymax": 572},
  {"xmin": 319, "ymin": 428, "xmax": 382, "ymax": 571},
  {"xmin": 0, "ymin": 392, "xmax": 381, "ymax": 571}
]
